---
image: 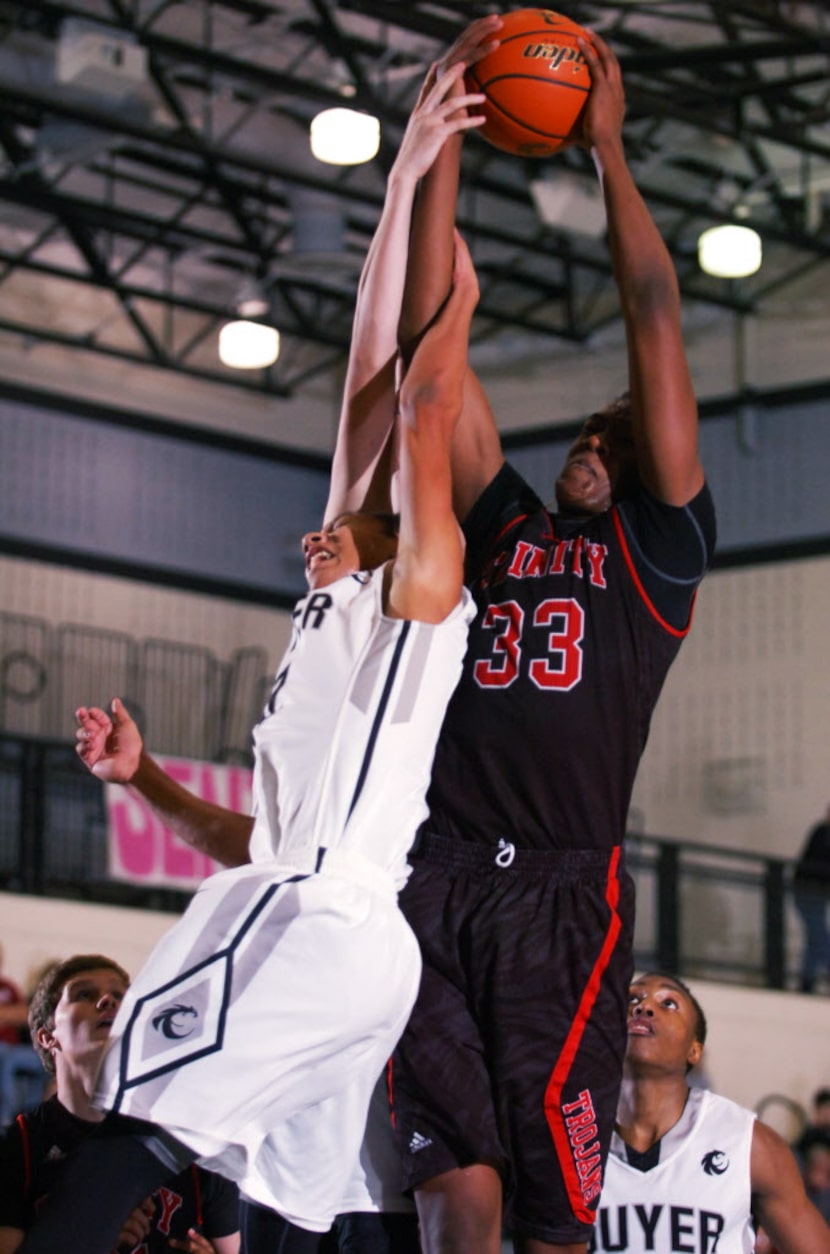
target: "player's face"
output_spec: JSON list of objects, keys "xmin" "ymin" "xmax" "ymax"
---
[
  {"xmin": 301, "ymin": 513, "xmax": 397, "ymax": 589},
  {"xmin": 624, "ymin": 974, "xmax": 702, "ymax": 1075},
  {"xmin": 555, "ymin": 412, "xmax": 637, "ymax": 516},
  {"xmin": 43, "ymin": 969, "xmax": 128, "ymax": 1069}
]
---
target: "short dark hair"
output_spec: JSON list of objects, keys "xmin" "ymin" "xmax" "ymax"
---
[
  {"xmin": 597, "ymin": 392, "xmax": 632, "ymax": 426},
  {"xmin": 800, "ymin": 1128, "xmax": 830, "ymax": 1158},
  {"xmin": 363, "ymin": 510, "xmax": 400, "ymax": 537},
  {"xmin": 29, "ymin": 954, "xmax": 129, "ymax": 1075}
]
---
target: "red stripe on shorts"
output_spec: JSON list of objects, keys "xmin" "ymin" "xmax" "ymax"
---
[
  {"xmin": 386, "ymin": 1055, "xmax": 396, "ymax": 1130},
  {"xmin": 542, "ymin": 845, "xmax": 622, "ymax": 1225}
]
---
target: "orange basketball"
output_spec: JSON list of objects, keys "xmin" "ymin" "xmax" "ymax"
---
[{"xmin": 465, "ymin": 9, "xmax": 591, "ymax": 157}]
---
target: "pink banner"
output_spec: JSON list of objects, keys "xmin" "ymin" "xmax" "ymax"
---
[{"xmin": 106, "ymin": 758, "xmax": 253, "ymax": 889}]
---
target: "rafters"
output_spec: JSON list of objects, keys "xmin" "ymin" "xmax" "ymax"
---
[{"xmin": 0, "ymin": 0, "xmax": 826, "ymax": 396}]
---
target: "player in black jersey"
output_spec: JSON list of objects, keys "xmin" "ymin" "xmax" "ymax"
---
[
  {"xmin": 0, "ymin": 954, "xmax": 239, "ymax": 1254},
  {"xmin": 385, "ymin": 22, "xmax": 717, "ymax": 1254}
]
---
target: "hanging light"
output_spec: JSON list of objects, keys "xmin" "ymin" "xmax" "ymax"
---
[
  {"xmin": 697, "ymin": 224, "xmax": 762, "ymax": 278},
  {"xmin": 218, "ymin": 320, "xmax": 280, "ymax": 370},
  {"xmin": 309, "ymin": 107, "xmax": 380, "ymax": 166}
]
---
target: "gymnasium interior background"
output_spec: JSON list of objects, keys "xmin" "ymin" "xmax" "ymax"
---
[{"xmin": 1, "ymin": 0, "xmax": 829, "ymax": 1138}]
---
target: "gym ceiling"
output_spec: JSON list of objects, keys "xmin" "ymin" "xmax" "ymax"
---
[{"xmin": 0, "ymin": 1, "xmax": 827, "ymax": 399}]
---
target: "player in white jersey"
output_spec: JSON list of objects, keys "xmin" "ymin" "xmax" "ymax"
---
[
  {"xmin": 592, "ymin": 973, "xmax": 830, "ymax": 1254},
  {"xmin": 18, "ymin": 64, "xmax": 485, "ymax": 1254}
]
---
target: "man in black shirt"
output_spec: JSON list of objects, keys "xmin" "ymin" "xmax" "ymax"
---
[{"xmin": 0, "ymin": 954, "xmax": 239, "ymax": 1254}]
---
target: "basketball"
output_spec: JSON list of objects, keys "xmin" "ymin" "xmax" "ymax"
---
[{"xmin": 465, "ymin": 9, "xmax": 592, "ymax": 157}]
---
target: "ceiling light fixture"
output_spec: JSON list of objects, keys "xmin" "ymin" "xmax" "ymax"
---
[
  {"xmin": 697, "ymin": 224, "xmax": 762, "ymax": 278},
  {"xmin": 234, "ymin": 277, "xmax": 270, "ymax": 320},
  {"xmin": 309, "ymin": 108, "xmax": 380, "ymax": 166},
  {"xmin": 218, "ymin": 320, "xmax": 280, "ymax": 370}
]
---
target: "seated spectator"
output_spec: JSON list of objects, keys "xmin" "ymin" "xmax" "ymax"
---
[
  {"xmin": 798, "ymin": 1129, "xmax": 830, "ymax": 1225},
  {"xmin": 0, "ymin": 954, "xmax": 240, "ymax": 1254},
  {"xmin": 796, "ymin": 1087, "xmax": 830, "ymax": 1152},
  {"xmin": 592, "ymin": 971, "xmax": 830, "ymax": 1254},
  {"xmin": 0, "ymin": 945, "xmax": 28, "ymax": 1046}
]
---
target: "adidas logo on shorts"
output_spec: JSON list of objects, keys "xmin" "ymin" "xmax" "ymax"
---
[{"xmin": 409, "ymin": 1131, "xmax": 433, "ymax": 1153}]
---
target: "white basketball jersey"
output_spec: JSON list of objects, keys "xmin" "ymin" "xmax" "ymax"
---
[
  {"xmin": 249, "ymin": 566, "xmax": 474, "ymax": 890},
  {"xmin": 592, "ymin": 1089, "xmax": 756, "ymax": 1254}
]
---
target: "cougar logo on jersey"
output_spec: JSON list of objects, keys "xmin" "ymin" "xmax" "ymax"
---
[
  {"xmin": 701, "ymin": 1149, "xmax": 729, "ymax": 1176},
  {"xmin": 124, "ymin": 966, "xmax": 227, "ymax": 1079},
  {"xmin": 152, "ymin": 1002, "xmax": 199, "ymax": 1040}
]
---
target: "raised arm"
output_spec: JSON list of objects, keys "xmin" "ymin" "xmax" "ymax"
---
[
  {"xmin": 76, "ymin": 699, "xmax": 253, "ymax": 868},
  {"xmin": 386, "ymin": 231, "xmax": 478, "ymax": 624},
  {"xmin": 398, "ymin": 16, "xmax": 506, "ymax": 524},
  {"xmin": 323, "ymin": 63, "xmax": 485, "ymax": 523},
  {"xmin": 750, "ymin": 1119, "xmax": 830, "ymax": 1254},
  {"xmin": 579, "ymin": 33, "xmax": 704, "ymax": 506}
]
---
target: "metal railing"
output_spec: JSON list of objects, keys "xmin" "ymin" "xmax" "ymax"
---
[
  {"xmin": 0, "ymin": 730, "xmax": 812, "ymax": 991},
  {"xmin": 0, "ymin": 611, "xmax": 268, "ymax": 765}
]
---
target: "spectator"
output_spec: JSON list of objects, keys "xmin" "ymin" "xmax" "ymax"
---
[
  {"xmin": 792, "ymin": 806, "xmax": 830, "ymax": 992},
  {"xmin": 0, "ymin": 954, "xmax": 240, "ymax": 1254},
  {"xmin": 0, "ymin": 945, "xmax": 28, "ymax": 1047}
]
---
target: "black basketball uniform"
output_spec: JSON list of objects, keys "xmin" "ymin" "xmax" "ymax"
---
[
  {"xmin": 0, "ymin": 1096, "xmax": 239, "ymax": 1250},
  {"xmin": 393, "ymin": 461, "xmax": 716, "ymax": 1246}
]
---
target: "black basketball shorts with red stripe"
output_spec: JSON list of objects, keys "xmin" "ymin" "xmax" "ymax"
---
[{"xmin": 390, "ymin": 833, "xmax": 635, "ymax": 1247}]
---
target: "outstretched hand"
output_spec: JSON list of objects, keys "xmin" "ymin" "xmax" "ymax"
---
[
  {"xmin": 75, "ymin": 697, "xmax": 143, "ymax": 784},
  {"xmin": 391, "ymin": 61, "xmax": 485, "ymax": 186},
  {"xmin": 577, "ymin": 31, "xmax": 625, "ymax": 151},
  {"xmin": 433, "ymin": 14, "xmax": 502, "ymax": 83}
]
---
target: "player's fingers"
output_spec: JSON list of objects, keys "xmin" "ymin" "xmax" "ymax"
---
[
  {"xmin": 581, "ymin": 30, "xmax": 618, "ymax": 75},
  {"xmin": 424, "ymin": 58, "xmax": 466, "ymax": 105},
  {"xmin": 168, "ymin": 1230, "xmax": 212, "ymax": 1252},
  {"xmin": 460, "ymin": 35, "xmax": 500, "ymax": 68},
  {"xmin": 86, "ymin": 705, "xmax": 112, "ymax": 728},
  {"xmin": 443, "ymin": 113, "xmax": 486, "ymax": 138},
  {"xmin": 441, "ymin": 90, "xmax": 484, "ymax": 111},
  {"xmin": 451, "ymin": 14, "xmax": 503, "ymax": 55},
  {"xmin": 577, "ymin": 34, "xmax": 601, "ymax": 71},
  {"xmin": 438, "ymin": 17, "xmax": 501, "ymax": 77}
]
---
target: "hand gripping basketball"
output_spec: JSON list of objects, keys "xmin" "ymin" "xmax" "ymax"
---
[{"xmin": 465, "ymin": 8, "xmax": 592, "ymax": 157}]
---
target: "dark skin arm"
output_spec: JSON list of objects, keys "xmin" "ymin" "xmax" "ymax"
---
[
  {"xmin": 401, "ymin": 23, "xmax": 705, "ymax": 523},
  {"xmin": 750, "ymin": 1120, "xmax": 830, "ymax": 1254},
  {"xmin": 579, "ymin": 33, "xmax": 703, "ymax": 507}
]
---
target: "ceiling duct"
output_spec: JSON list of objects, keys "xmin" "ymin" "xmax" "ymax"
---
[{"xmin": 55, "ymin": 18, "xmax": 148, "ymax": 100}]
